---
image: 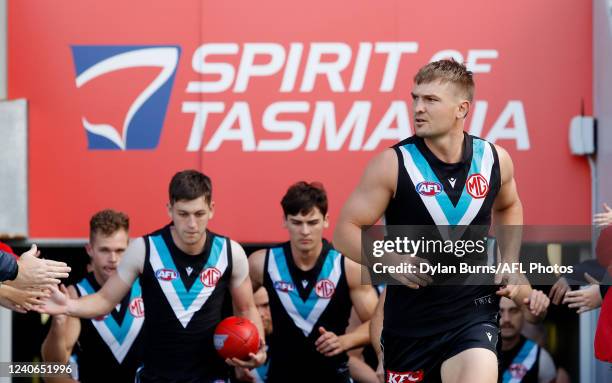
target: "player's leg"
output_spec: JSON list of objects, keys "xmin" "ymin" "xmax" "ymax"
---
[{"xmin": 440, "ymin": 348, "xmax": 497, "ymax": 383}]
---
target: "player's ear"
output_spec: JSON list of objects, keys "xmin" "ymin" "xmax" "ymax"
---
[
  {"xmin": 85, "ymin": 242, "xmax": 93, "ymax": 257},
  {"xmin": 208, "ymin": 200, "xmax": 215, "ymax": 219},
  {"xmin": 323, "ymin": 213, "xmax": 330, "ymax": 228},
  {"xmin": 282, "ymin": 214, "xmax": 288, "ymax": 229},
  {"xmin": 457, "ymin": 100, "xmax": 470, "ymax": 119},
  {"xmin": 167, "ymin": 202, "xmax": 173, "ymax": 219}
]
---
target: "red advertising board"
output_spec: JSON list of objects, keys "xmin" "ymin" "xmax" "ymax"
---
[{"xmin": 9, "ymin": 0, "xmax": 592, "ymax": 241}]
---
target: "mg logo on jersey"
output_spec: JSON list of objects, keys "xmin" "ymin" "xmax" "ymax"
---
[
  {"xmin": 387, "ymin": 370, "xmax": 424, "ymax": 383},
  {"xmin": 466, "ymin": 173, "xmax": 489, "ymax": 199},
  {"xmin": 201, "ymin": 267, "xmax": 221, "ymax": 287},
  {"xmin": 273, "ymin": 280, "xmax": 295, "ymax": 293},
  {"xmin": 415, "ymin": 181, "xmax": 443, "ymax": 196},
  {"xmin": 71, "ymin": 45, "xmax": 180, "ymax": 150},
  {"xmin": 315, "ymin": 279, "xmax": 335, "ymax": 299},
  {"xmin": 155, "ymin": 268, "xmax": 178, "ymax": 281},
  {"xmin": 129, "ymin": 297, "xmax": 145, "ymax": 318}
]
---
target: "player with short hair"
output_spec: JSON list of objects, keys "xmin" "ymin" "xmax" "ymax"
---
[
  {"xmin": 249, "ymin": 181, "xmax": 378, "ymax": 383},
  {"xmin": 39, "ymin": 170, "xmax": 266, "ymax": 383},
  {"xmin": 42, "ymin": 209, "xmax": 142, "ymax": 382},
  {"xmin": 335, "ymin": 60, "xmax": 545, "ymax": 383}
]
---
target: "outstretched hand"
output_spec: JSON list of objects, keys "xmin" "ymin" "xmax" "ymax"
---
[
  {"xmin": 10, "ymin": 245, "xmax": 71, "ymax": 289},
  {"xmin": 34, "ymin": 284, "xmax": 70, "ymax": 316}
]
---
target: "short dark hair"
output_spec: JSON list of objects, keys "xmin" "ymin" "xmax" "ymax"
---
[
  {"xmin": 414, "ymin": 59, "xmax": 475, "ymax": 101},
  {"xmin": 90, "ymin": 209, "xmax": 129, "ymax": 242},
  {"xmin": 169, "ymin": 170, "xmax": 212, "ymax": 205},
  {"xmin": 281, "ymin": 181, "xmax": 328, "ymax": 217}
]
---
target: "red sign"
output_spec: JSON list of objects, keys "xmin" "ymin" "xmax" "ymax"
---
[{"xmin": 8, "ymin": 0, "xmax": 592, "ymax": 241}]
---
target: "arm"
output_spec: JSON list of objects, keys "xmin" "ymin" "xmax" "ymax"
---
[
  {"xmin": 248, "ymin": 249, "xmax": 266, "ymax": 292},
  {"xmin": 0, "ymin": 284, "xmax": 48, "ymax": 312},
  {"xmin": 371, "ymin": 288, "xmax": 385, "ymax": 383},
  {"xmin": 0, "ymin": 250, "xmax": 18, "ymax": 282},
  {"xmin": 348, "ymin": 355, "xmax": 380, "ymax": 383},
  {"xmin": 315, "ymin": 258, "xmax": 378, "ymax": 356},
  {"xmin": 38, "ymin": 238, "xmax": 144, "ymax": 318},
  {"xmin": 334, "ymin": 149, "xmax": 397, "ymax": 265},
  {"xmin": 492, "ymin": 145, "xmax": 532, "ymax": 305},
  {"xmin": 228, "ymin": 240, "xmax": 266, "ymax": 369},
  {"xmin": 41, "ymin": 286, "xmax": 81, "ymax": 383},
  {"xmin": 537, "ymin": 348, "xmax": 557, "ymax": 383}
]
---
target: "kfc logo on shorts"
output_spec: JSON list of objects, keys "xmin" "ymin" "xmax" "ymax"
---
[
  {"xmin": 315, "ymin": 279, "xmax": 335, "ymax": 299},
  {"xmin": 508, "ymin": 363, "xmax": 528, "ymax": 379},
  {"xmin": 416, "ymin": 181, "xmax": 443, "ymax": 196},
  {"xmin": 129, "ymin": 297, "xmax": 145, "ymax": 317},
  {"xmin": 466, "ymin": 174, "xmax": 489, "ymax": 199},
  {"xmin": 273, "ymin": 280, "xmax": 295, "ymax": 292},
  {"xmin": 155, "ymin": 268, "xmax": 178, "ymax": 281},
  {"xmin": 200, "ymin": 267, "xmax": 221, "ymax": 287},
  {"xmin": 387, "ymin": 370, "xmax": 424, "ymax": 383}
]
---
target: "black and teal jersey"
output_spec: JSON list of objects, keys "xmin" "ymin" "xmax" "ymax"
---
[
  {"xmin": 140, "ymin": 225, "xmax": 233, "ymax": 381},
  {"xmin": 384, "ymin": 133, "xmax": 502, "ymax": 336},
  {"xmin": 263, "ymin": 240, "xmax": 352, "ymax": 383},
  {"xmin": 74, "ymin": 272, "xmax": 144, "ymax": 382}
]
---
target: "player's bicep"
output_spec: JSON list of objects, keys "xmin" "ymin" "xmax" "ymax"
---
[
  {"xmin": 117, "ymin": 237, "xmax": 145, "ymax": 286},
  {"xmin": 230, "ymin": 240, "xmax": 249, "ymax": 289},
  {"xmin": 493, "ymin": 145, "xmax": 521, "ymax": 212},
  {"xmin": 339, "ymin": 149, "xmax": 396, "ymax": 226},
  {"xmin": 248, "ymin": 249, "xmax": 266, "ymax": 291}
]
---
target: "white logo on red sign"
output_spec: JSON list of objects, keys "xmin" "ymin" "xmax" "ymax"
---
[
  {"xmin": 200, "ymin": 267, "xmax": 221, "ymax": 287},
  {"xmin": 387, "ymin": 369, "xmax": 424, "ymax": 383},
  {"xmin": 129, "ymin": 297, "xmax": 145, "ymax": 318},
  {"xmin": 466, "ymin": 174, "xmax": 489, "ymax": 199},
  {"xmin": 315, "ymin": 279, "xmax": 335, "ymax": 299}
]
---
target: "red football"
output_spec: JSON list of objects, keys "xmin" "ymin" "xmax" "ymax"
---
[{"xmin": 213, "ymin": 316, "xmax": 260, "ymax": 360}]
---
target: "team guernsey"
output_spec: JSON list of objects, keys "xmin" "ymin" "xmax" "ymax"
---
[
  {"xmin": 264, "ymin": 240, "xmax": 352, "ymax": 383},
  {"xmin": 74, "ymin": 272, "xmax": 144, "ymax": 382},
  {"xmin": 138, "ymin": 225, "xmax": 233, "ymax": 382},
  {"xmin": 382, "ymin": 133, "xmax": 502, "ymax": 381}
]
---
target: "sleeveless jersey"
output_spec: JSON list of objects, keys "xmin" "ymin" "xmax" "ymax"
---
[
  {"xmin": 140, "ymin": 225, "xmax": 233, "ymax": 380},
  {"xmin": 384, "ymin": 133, "xmax": 502, "ymax": 336},
  {"xmin": 263, "ymin": 240, "xmax": 352, "ymax": 382},
  {"xmin": 74, "ymin": 272, "xmax": 144, "ymax": 382}
]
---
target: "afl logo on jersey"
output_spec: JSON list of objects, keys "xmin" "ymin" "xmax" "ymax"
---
[
  {"xmin": 155, "ymin": 268, "xmax": 177, "ymax": 281},
  {"xmin": 415, "ymin": 181, "xmax": 443, "ymax": 196},
  {"xmin": 129, "ymin": 297, "xmax": 145, "ymax": 318},
  {"xmin": 466, "ymin": 174, "xmax": 489, "ymax": 199},
  {"xmin": 200, "ymin": 267, "xmax": 221, "ymax": 287},
  {"xmin": 315, "ymin": 279, "xmax": 335, "ymax": 299},
  {"xmin": 273, "ymin": 281, "xmax": 295, "ymax": 292}
]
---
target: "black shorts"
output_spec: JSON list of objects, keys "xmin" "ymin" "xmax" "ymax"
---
[{"xmin": 382, "ymin": 318, "xmax": 500, "ymax": 383}]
